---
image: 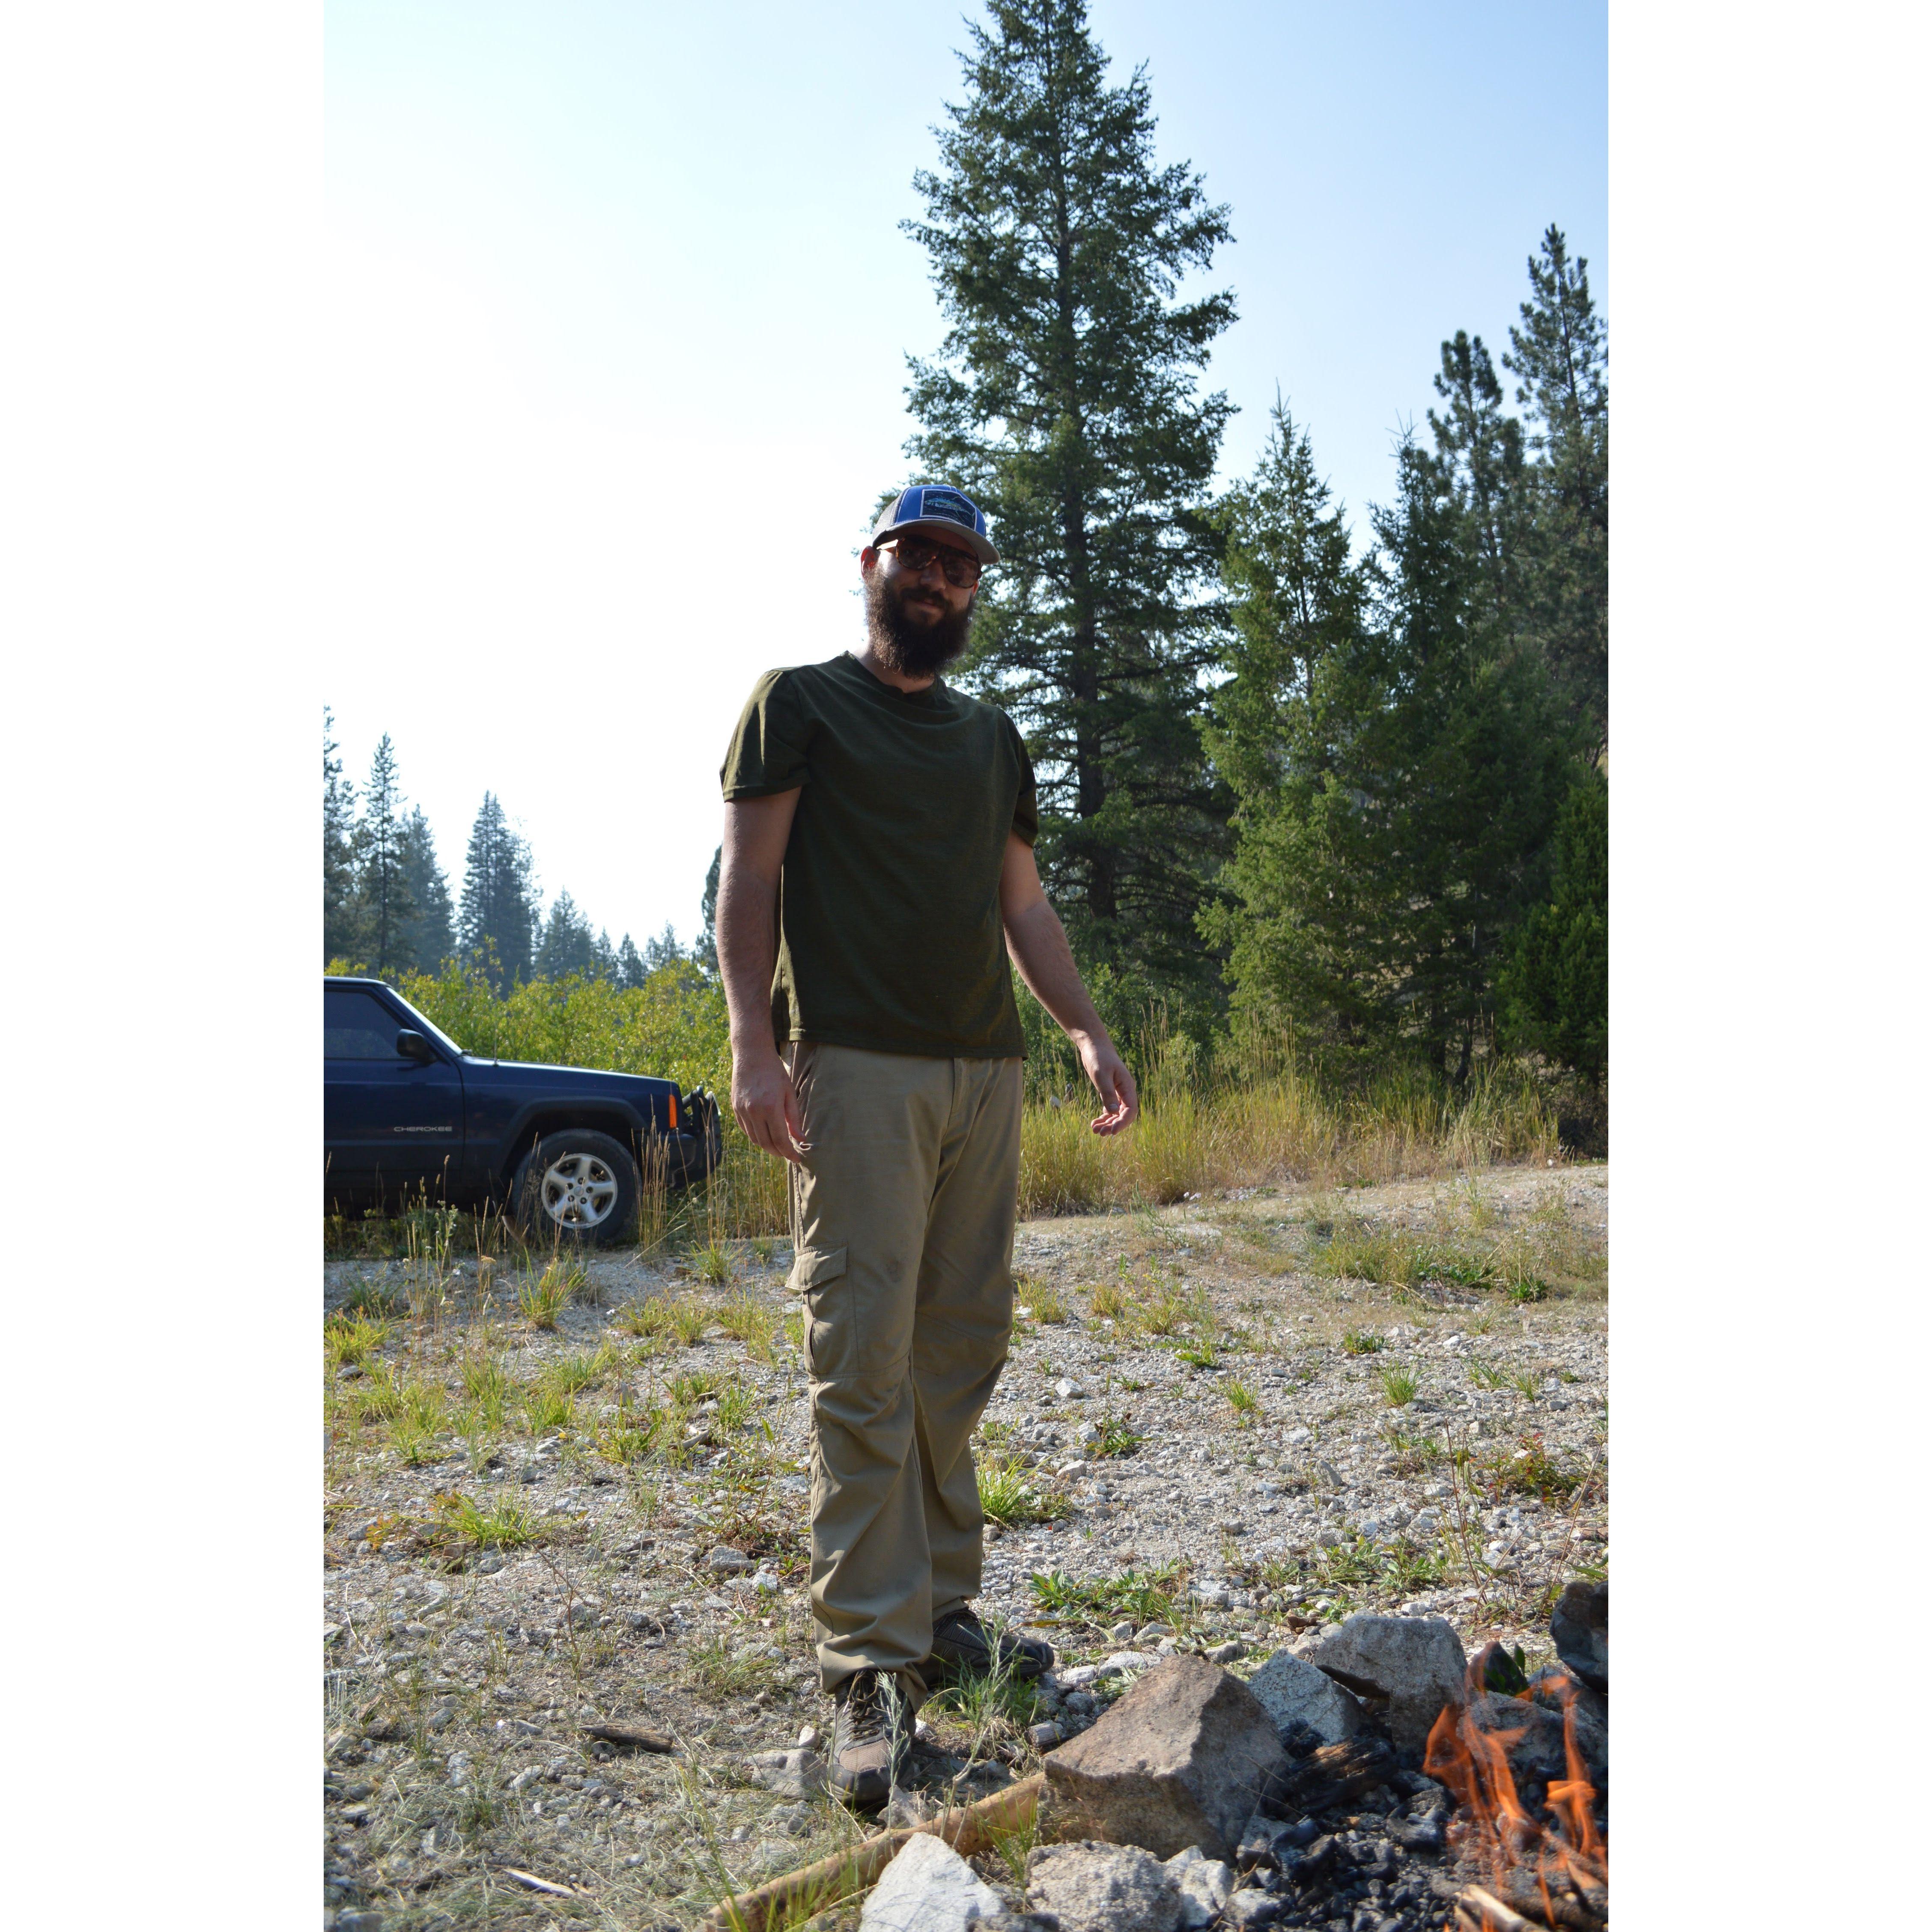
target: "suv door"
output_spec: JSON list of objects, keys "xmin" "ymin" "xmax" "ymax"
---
[{"xmin": 324, "ymin": 983, "xmax": 465, "ymax": 1208}]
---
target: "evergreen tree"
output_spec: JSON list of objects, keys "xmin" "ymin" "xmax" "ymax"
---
[
  {"xmin": 398, "ymin": 805, "xmax": 455, "ymax": 972},
  {"xmin": 590, "ymin": 928, "xmax": 619, "ymax": 983},
  {"xmin": 458, "ymin": 793, "xmax": 537, "ymax": 992},
  {"xmin": 643, "ymin": 921, "xmax": 684, "ymax": 972},
  {"xmin": 323, "ymin": 707, "xmax": 362, "ymax": 963},
  {"xmin": 697, "ymin": 846, "xmax": 721, "ymax": 976},
  {"xmin": 903, "ymin": 0, "xmax": 1237, "ymax": 998},
  {"xmin": 1500, "ymin": 764, "xmax": 1607, "ymax": 1085},
  {"xmin": 1503, "ymin": 227, "xmax": 1608, "ymax": 753},
  {"xmin": 1426, "ymin": 332, "xmax": 1528, "ymax": 642},
  {"xmin": 534, "ymin": 890, "xmax": 599, "ymax": 981},
  {"xmin": 615, "ymin": 933, "xmax": 647, "ymax": 989},
  {"xmin": 351, "ymin": 733, "xmax": 416, "ymax": 979},
  {"xmin": 1208, "ymin": 430, "xmax": 1566, "ymax": 1081}
]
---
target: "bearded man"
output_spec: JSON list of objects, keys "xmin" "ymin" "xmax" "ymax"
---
[{"xmin": 716, "ymin": 483, "xmax": 1138, "ymax": 1808}]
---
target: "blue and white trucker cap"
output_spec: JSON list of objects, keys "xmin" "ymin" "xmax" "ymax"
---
[{"xmin": 871, "ymin": 483, "xmax": 999, "ymax": 566}]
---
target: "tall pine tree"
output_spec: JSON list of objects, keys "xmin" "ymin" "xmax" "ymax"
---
[
  {"xmin": 398, "ymin": 805, "xmax": 456, "ymax": 972},
  {"xmin": 534, "ymin": 891, "xmax": 600, "ymax": 981},
  {"xmin": 352, "ymin": 733, "xmax": 416, "ymax": 979},
  {"xmin": 458, "ymin": 793, "xmax": 537, "ymax": 992},
  {"xmin": 1503, "ymin": 226, "xmax": 1608, "ymax": 754},
  {"xmin": 903, "ymin": 0, "xmax": 1237, "ymax": 999},
  {"xmin": 323, "ymin": 707, "xmax": 362, "ymax": 963}
]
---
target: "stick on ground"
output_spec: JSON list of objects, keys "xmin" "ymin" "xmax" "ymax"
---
[{"xmin": 704, "ymin": 1773, "xmax": 1044, "ymax": 1932}]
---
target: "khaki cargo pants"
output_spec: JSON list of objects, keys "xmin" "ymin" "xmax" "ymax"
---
[{"xmin": 785, "ymin": 1041, "xmax": 1022, "ymax": 1701}]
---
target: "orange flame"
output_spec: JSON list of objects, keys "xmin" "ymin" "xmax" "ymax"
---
[{"xmin": 1424, "ymin": 1656, "xmax": 1607, "ymax": 1923}]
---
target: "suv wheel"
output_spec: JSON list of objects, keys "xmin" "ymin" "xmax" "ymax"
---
[{"xmin": 511, "ymin": 1130, "xmax": 639, "ymax": 1248}]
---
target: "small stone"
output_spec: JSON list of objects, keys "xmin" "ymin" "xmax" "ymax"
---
[
  {"xmin": 798, "ymin": 1724, "xmax": 823, "ymax": 1750},
  {"xmin": 1027, "ymin": 1720, "xmax": 1064, "ymax": 1749},
  {"xmin": 751, "ymin": 1570, "xmax": 780, "ymax": 1593},
  {"xmin": 1110, "ymin": 1620, "xmax": 1135, "ymax": 1642},
  {"xmin": 1244, "ymin": 1649, "xmax": 1364, "ymax": 1746},
  {"xmin": 1055, "ymin": 1379, "xmax": 1086, "ymax": 1401},
  {"xmin": 1163, "ymin": 1846, "xmax": 1234, "ymax": 1929},
  {"xmin": 1221, "ymin": 1888, "xmax": 1282, "ymax": 1930},
  {"xmin": 1207, "ymin": 1640, "xmax": 1246, "ymax": 1665},
  {"xmin": 744, "ymin": 1747, "xmax": 826, "ymax": 1800},
  {"xmin": 1284, "ymin": 1426, "xmax": 1312, "ymax": 1446},
  {"xmin": 1027, "ymin": 1840, "xmax": 1184, "ymax": 1932},
  {"xmin": 708, "ymin": 1547, "xmax": 753, "ymax": 1574},
  {"xmin": 862, "ymin": 1831, "xmax": 1005, "ymax": 1924},
  {"xmin": 336, "ymin": 1915, "xmax": 386, "ymax": 1932}
]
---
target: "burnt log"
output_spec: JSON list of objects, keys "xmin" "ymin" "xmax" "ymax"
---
[{"xmin": 1273, "ymin": 1737, "xmax": 1396, "ymax": 1814}]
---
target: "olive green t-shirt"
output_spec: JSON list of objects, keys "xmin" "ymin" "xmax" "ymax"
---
[{"xmin": 719, "ymin": 653, "xmax": 1038, "ymax": 1058}]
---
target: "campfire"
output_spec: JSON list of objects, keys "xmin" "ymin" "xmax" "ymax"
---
[
  {"xmin": 711, "ymin": 1581, "xmax": 1609, "ymax": 1932},
  {"xmin": 1426, "ymin": 1650, "xmax": 1607, "ymax": 1932}
]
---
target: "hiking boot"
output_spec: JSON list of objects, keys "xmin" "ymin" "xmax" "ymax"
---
[
  {"xmin": 921, "ymin": 1607, "xmax": 1055, "ymax": 1685},
  {"xmin": 829, "ymin": 1668, "xmax": 912, "ymax": 1809}
]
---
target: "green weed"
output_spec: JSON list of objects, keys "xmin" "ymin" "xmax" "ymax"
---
[
  {"xmin": 325, "ymin": 1312, "xmax": 392, "ymax": 1368},
  {"xmin": 519, "ymin": 1264, "xmax": 571, "ymax": 1332},
  {"xmin": 1342, "ymin": 1329, "xmax": 1387, "ymax": 1356},
  {"xmin": 1028, "ymin": 1565, "xmax": 1187, "ymax": 1628},
  {"xmin": 1380, "ymin": 1363, "xmax": 1421, "ymax": 1407},
  {"xmin": 977, "ymin": 1459, "xmax": 1067, "ymax": 1527}
]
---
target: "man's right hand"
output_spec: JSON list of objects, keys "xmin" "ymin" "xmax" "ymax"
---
[{"xmin": 731, "ymin": 1043, "xmax": 809, "ymax": 1165}]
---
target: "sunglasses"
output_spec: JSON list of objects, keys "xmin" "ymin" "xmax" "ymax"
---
[{"xmin": 879, "ymin": 537, "xmax": 984, "ymax": 589}]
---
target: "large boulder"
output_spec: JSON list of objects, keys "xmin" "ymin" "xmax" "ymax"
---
[
  {"xmin": 859, "ymin": 1832, "xmax": 1005, "ymax": 1932},
  {"xmin": 1243, "ymin": 1650, "xmax": 1363, "ymax": 1745},
  {"xmin": 1303, "ymin": 1615, "xmax": 1467, "ymax": 1753},
  {"xmin": 1026, "ymin": 1841, "xmax": 1183, "ymax": 1932},
  {"xmin": 1042, "ymin": 1655, "xmax": 1287, "ymax": 1862},
  {"xmin": 1550, "ymin": 1580, "xmax": 1608, "ymax": 1692}
]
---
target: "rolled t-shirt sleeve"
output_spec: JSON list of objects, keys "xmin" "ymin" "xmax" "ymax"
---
[
  {"xmin": 721, "ymin": 669, "xmax": 811, "ymax": 799},
  {"xmin": 1008, "ymin": 718, "xmax": 1039, "ymax": 846}
]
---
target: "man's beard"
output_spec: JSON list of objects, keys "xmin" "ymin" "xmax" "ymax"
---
[{"xmin": 865, "ymin": 568, "xmax": 975, "ymax": 678}]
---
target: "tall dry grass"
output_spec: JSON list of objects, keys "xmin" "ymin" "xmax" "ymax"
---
[
  {"xmin": 344, "ymin": 963, "xmax": 1556, "ymax": 1240},
  {"xmin": 1015, "ymin": 1055, "xmax": 1556, "ymax": 1219}
]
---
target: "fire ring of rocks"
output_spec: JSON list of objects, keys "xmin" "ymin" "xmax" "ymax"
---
[{"xmin": 794, "ymin": 1581, "xmax": 1607, "ymax": 1932}]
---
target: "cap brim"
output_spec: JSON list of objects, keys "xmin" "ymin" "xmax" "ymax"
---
[{"xmin": 874, "ymin": 517, "xmax": 999, "ymax": 566}]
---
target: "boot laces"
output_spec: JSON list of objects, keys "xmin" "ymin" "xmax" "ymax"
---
[{"xmin": 844, "ymin": 1670, "xmax": 901, "ymax": 1749}]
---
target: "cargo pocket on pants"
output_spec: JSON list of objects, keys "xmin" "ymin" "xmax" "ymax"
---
[{"xmin": 788, "ymin": 1243, "xmax": 848, "ymax": 1379}]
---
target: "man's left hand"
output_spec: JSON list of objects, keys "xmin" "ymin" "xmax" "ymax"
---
[{"xmin": 1078, "ymin": 1037, "xmax": 1138, "ymax": 1136}]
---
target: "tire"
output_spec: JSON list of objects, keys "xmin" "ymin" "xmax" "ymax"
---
[{"xmin": 510, "ymin": 1129, "xmax": 640, "ymax": 1248}]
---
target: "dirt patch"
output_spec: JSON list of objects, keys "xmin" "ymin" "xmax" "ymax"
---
[{"xmin": 322, "ymin": 1162, "xmax": 1607, "ymax": 1928}]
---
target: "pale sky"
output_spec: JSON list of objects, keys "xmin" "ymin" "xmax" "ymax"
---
[{"xmin": 323, "ymin": 0, "xmax": 1607, "ymax": 953}]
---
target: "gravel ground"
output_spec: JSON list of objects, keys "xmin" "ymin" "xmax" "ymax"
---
[{"xmin": 322, "ymin": 1162, "xmax": 1608, "ymax": 1930}]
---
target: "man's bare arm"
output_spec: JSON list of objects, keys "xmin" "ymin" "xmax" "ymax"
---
[
  {"xmin": 718, "ymin": 791, "xmax": 808, "ymax": 1163},
  {"xmin": 998, "ymin": 834, "xmax": 1138, "ymax": 1136}
]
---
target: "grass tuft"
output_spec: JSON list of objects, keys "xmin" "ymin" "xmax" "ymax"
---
[{"xmin": 1379, "ymin": 1363, "xmax": 1421, "ymax": 1407}]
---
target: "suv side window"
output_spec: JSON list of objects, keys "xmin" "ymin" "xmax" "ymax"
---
[{"xmin": 325, "ymin": 988, "xmax": 406, "ymax": 1060}]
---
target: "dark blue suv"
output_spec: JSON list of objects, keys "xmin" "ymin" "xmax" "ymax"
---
[{"xmin": 323, "ymin": 977, "xmax": 721, "ymax": 1246}]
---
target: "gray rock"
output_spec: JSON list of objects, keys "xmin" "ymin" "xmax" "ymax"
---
[
  {"xmin": 1304, "ymin": 1615, "xmax": 1467, "ymax": 1752},
  {"xmin": 1222, "ymin": 1889, "xmax": 1282, "ymax": 1929},
  {"xmin": 1028, "ymin": 1720, "xmax": 1064, "ymax": 1749},
  {"xmin": 708, "ymin": 1546, "xmax": 753, "ymax": 1574},
  {"xmin": 1162, "ymin": 1846, "xmax": 1234, "ymax": 1929},
  {"xmin": 1026, "ymin": 1841, "xmax": 1183, "ymax": 1932},
  {"xmin": 1042, "ymin": 1655, "xmax": 1287, "ymax": 1862},
  {"xmin": 1550, "ymin": 1579, "xmax": 1608, "ymax": 1691},
  {"xmin": 1468, "ymin": 1693, "xmax": 1573, "ymax": 1786},
  {"xmin": 860, "ymin": 1831, "xmax": 1005, "ymax": 1932},
  {"xmin": 744, "ymin": 1747, "xmax": 826, "ymax": 1799},
  {"xmin": 1206, "ymin": 1640, "xmax": 1246, "ymax": 1666},
  {"xmin": 1243, "ymin": 1649, "xmax": 1363, "ymax": 1745},
  {"xmin": 336, "ymin": 1916, "xmax": 386, "ymax": 1932}
]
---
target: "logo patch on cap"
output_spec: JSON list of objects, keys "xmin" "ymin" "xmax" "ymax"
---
[{"xmin": 916, "ymin": 487, "xmax": 977, "ymax": 528}]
